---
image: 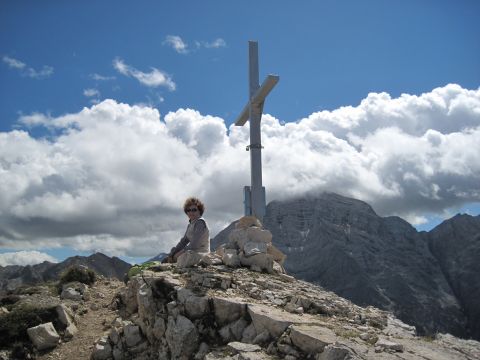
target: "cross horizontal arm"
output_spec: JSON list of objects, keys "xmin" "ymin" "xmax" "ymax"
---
[
  {"xmin": 252, "ymin": 75, "xmax": 279, "ymax": 105},
  {"xmin": 234, "ymin": 103, "xmax": 250, "ymax": 126},
  {"xmin": 234, "ymin": 74, "xmax": 279, "ymax": 127}
]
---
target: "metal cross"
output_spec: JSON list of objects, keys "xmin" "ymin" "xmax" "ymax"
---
[{"xmin": 234, "ymin": 41, "xmax": 279, "ymax": 221}]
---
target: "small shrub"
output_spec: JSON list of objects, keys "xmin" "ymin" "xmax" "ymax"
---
[
  {"xmin": 0, "ymin": 304, "xmax": 58, "ymax": 346},
  {"xmin": 13, "ymin": 283, "xmax": 56, "ymax": 296},
  {"xmin": 422, "ymin": 334, "xmax": 437, "ymax": 342},
  {"xmin": 335, "ymin": 328, "xmax": 360, "ymax": 339},
  {"xmin": 0, "ymin": 294, "xmax": 21, "ymax": 308},
  {"xmin": 11, "ymin": 342, "xmax": 33, "ymax": 359},
  {"xmin": 59, "ymin": 265, "xmax": 96, "ymax": 286}
]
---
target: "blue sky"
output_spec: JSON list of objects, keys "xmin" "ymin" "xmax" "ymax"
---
[{"xmin": 1, "ymin": 0, "xmax": 479, "ymax": 265}]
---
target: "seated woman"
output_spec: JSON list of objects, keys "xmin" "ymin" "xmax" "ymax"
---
[{"xmin": 162, "ymin": 197, "xmax": 210, "ymax": 265}]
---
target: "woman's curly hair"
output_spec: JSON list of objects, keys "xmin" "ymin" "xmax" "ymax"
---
[{"xmin": 183, "ymin": 197, "xmax": 205, "ymax": 216}]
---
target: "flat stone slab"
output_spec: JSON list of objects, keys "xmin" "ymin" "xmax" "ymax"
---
[
  {"xmin": 248, "ymin": 303, "xmax": 322, "ymax": 338},
  {"xmin": 375, "ymin": 338, "xmax": 404, "ymax": 352},
  {"xmin": 290, "ymin": 324, "xmax": 338, "ymax": 354},
  {"xmin": 227, "ymin": 342, "xmax": 262, "ymax": 353},
  {"xmin": 213, "ymin": 297, "xmax": 247, "ymax": 326}
]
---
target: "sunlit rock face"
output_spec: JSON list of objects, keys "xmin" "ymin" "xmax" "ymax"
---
[{"xmin": 428, "ymin": 214, "xmax": 480, "ymax": 340}]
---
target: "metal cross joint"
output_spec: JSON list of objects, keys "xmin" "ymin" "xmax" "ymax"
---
[{"xmin": 246, "ymin": 143, "xmax": 263, "ymax": 151}]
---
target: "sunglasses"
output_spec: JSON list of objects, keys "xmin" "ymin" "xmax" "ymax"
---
[{"xmin": 186, "ymin": 208, "xmax": 199, "ymax": 213}]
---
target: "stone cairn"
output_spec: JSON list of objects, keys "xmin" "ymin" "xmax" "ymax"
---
[{"xmin": 216, "ymin": 216, "xmax": 286, "ymax": 274}]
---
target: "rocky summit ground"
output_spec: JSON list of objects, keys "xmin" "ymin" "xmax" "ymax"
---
[
  {"xmin": 36, "ymin": 278, "xmax": 125, "ymax": 360},
  {"xmin": 98, "ymin": 264, "xmax": 480, "ymax": 359},
  {"xmin": 2, "ymin": 264, "xmax": 480, "ymax": 360}
]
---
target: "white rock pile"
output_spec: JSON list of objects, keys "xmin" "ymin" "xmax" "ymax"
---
[{"xmin": 216, "ymin": 216, "xmax": 286, "ymax": 274}]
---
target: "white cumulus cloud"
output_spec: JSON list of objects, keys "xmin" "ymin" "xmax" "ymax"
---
[
  {"xmin": 0, "ymin": 84, "xmax": 479, "ymax": 257},
  {"xmin": 0, "ymin": 250, "xmax": 58, "ymax": 266},
  {"xmin": 113, "ymin": 58, "xmax": 175, "ymax": 90}
]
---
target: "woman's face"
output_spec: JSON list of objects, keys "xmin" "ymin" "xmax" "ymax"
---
[{"xmin": 185, "ymin": 204, "xmax": 201, "ymax": 221}]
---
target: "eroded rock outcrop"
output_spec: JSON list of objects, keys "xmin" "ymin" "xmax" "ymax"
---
[{"xmin": 92, "ymin": 263, "xmax": 480, "ymax": 359}]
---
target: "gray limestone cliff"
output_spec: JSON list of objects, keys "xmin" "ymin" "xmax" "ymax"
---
[{"xmin": 428, "ymin": 214, "xmax": 480, "ymax": 340}]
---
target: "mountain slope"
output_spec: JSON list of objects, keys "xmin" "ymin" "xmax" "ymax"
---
[{"xmin": 428, "ymin": 214, "xmax": 480, "ymax": 340}]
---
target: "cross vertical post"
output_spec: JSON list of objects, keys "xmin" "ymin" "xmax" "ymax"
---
[{"xmin": 234, "ymin": 41, "xmax": 279, "ymax": 221}]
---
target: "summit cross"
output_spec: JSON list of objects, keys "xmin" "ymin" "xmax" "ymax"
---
[{"xmin": 234, "ymin": 41, "xmax": 279, "ymax": 221}]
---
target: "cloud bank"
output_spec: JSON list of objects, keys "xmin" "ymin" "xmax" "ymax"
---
[
  {"xmin": 0, "ymin": 251, "xmax": 58, "ymax": 266},
  {"xmin": 0, "ymin": 84, "xmax": 479, "ymax": 258}
]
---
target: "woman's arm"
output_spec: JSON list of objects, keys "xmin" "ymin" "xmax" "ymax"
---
[
  {"xmin": 162, "ymin": 235, "xmax": 189, "ymax": 263},
  {"xmin": 170, "ymin": 236, "xmax": 189, "ymax": 256}
]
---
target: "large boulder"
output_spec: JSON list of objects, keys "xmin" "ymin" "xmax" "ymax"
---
[
  {"xmin": 60, "ymin": 287, "xmax": 82, "ymax": 301},
  {"xmin": 248, "ymin": 304, "xmax": 293, "ymax": 339},
  {"xmin": 177, "ymin": 288, "xmax": 210, "ymax": 319},
  {"xmin": 55, "ymin": 304, "xmax": 77, "ymax": 339},
  {"xmin": 165, "ymin": 314, "xmax": 199, "ymax": 359},
  {"xmin": 124, "ymin": 323, "xmax": 143, "ymax": 348},
  {"xmin": 213, "ymin": 297, "xmax": 247, "ymax": 326},
  {"xmin": 27, "ymin": 322, "xmax": 60, "ymax": 350}
]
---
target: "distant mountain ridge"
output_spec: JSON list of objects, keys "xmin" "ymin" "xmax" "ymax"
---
[
  {"xmin": 0, "ymin": 252, "xmax": 130, "ymax": 294},
  {"xmin": 212, "ymin": 193, "xmax": 480, "ymax": 340}
]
